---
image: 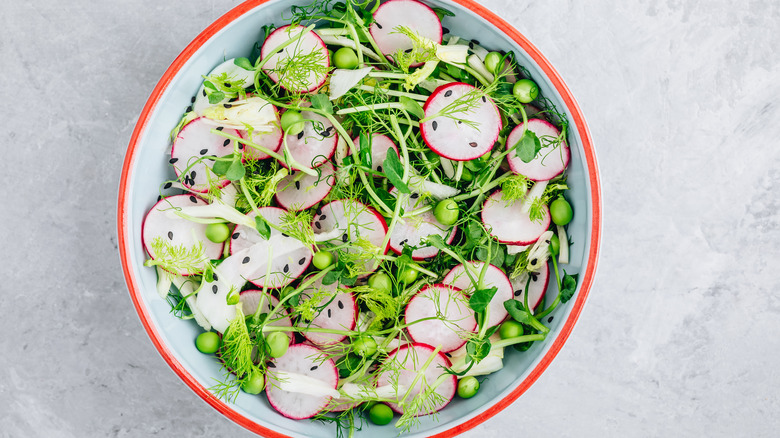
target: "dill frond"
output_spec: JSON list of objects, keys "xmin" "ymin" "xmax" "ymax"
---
[
  {"xmin": 500, "ymin": 174, "xmax": 530, "ymax": 205},
  {"xmin": 144, "ymin": 237, "xmax": 207, "ymax": 274},
  {"xmin": 349, "ymin": 285, "xmax": 399, "ymax": 330},
  {"xmin": 279, "ymin": 209, "xmax": 316, "ymax": 247}
]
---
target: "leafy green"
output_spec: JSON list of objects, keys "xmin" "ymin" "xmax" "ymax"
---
[
  {"xmin": 503, "ymin": 299, "xmax": 536, "ymax": 326},
  {"xmin": 226, "ymin": 156, "xmax": 246, "ymax": 181},
  {"xmin": 399, "ymin": 96, "xmax": 425, "ymax": 119},
  {"xmin": 560, "ymin": 271, "xmax": 579, "ymax": 303},
  {"xmin": 469, "ymin": 287, "xmax": 497, "ymax": 313},
  {"xmin": 382, "ymin": 149, "xmax": 410, "ymax": 194},
  {"xmin": 254, "ymin": 216, "xmax": 271, "ymax": 240},
  {"xmin": 514, "ymin": 130, "xmax": 541, "ymax": 163},
  {"xmin": 310, "ymin": 93, "xmax": 333, "ymax": 114},
  {"xmin": 466, "ymin": 336, "xmax": 491, "ymax": 363}
]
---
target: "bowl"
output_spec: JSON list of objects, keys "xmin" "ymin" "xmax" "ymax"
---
[{"xmin": 117, "ymin": 0, "xmax": 602, "ymax": 436}]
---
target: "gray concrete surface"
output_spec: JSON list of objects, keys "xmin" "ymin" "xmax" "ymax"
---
[{"xmin": 2, "ymin": 0, "xmax": 779, "ymax": 437}]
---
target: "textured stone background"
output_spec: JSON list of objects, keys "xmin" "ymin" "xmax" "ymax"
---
[{"xmin": 2, "ymin": 0, "xmax": 779, "ymax": 437}]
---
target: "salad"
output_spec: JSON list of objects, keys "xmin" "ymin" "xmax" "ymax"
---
[{"xmin": 141, "ymin": 0, "xmax": 579, "ymax": 434}]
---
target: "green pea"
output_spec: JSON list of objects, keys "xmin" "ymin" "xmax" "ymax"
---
[
  {"xmin": 368, "ymin": 272, "xmax": 393, "ymax": 294},
  {"xmin": 352, "ymin": 336, "xmax": 377, "ymax": 357},
  {"xmin": 280, "ymin": 110, "xmax": 305, "ymax": 136},
  {"xmin": 457, "ymin": 376, "xmax": 480, "ymax": 399},
  {"xmin": 460, "ymin": 167, "xmax": 473, "ymax": 182},
  {"xmin": 195, "ymin": 331, "xmax": 221, "ymax": 354},
  {"xmin": 241, "ymin": 371, "xmax": 265, "ymax": 394},
  {"xmin": 205, "ymin": 223, "xmax": 230, "ymax": 243},
  {"xmin": 498, "ymin": 320, "xmax": 524, "ymax": 340},
  {"xmin": 266, "ymin": 331, "xmax": 290, "ymax": 358},
  {"xmin": 549, "ymin": 233, "xmax": 560, "ymax": 256},
  {"xmin": 334, "ymin": 47, "xmax": 359, "ymax": 69},
  {"xmin": 478, "ymin": 151, "xmax": 492, "ymax": 165},
  {"xmin": 513, "ymin": 79, "xmax": 539, "ymax": 103},
  {"xmin": 550, "ymin": 196, "xmax": 573, "ymax": 226},
  {"xmin": 312, "ymin": 251, "xmax": 335, "ymax": 270},
  {"xmin": 484, "ymin": 51, "xmax": 502, "ymax": 74},
  {"xmin": 369, "ymin": 403, "xmax": 394, "ymax": 425},
  {"xmin": 433, "ymin": 198, "xmax": 459, "ymax": 226},
  {"xmin": 400, "ymin": 267, "xmax": 418, "ymax": 284}
]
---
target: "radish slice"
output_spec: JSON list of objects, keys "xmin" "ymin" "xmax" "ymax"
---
[
  {"xmin": 388, "ymin": 190, "xmax": 457, "ymax": 261},
  {"xmin": 510, "ymin": 262, "xmax": 550, "ymax": 312},
  {"xmin": 298, "ymin": 278, "xmax": 357, "ymax": 346},
  {"xmin": 281, "ymin": 109, "xmax": 338, "ymax": 170},
  {"xmin": 481, "ymin": 190, "xmax": 550, "ymax": 245},
  {"xmin": 239, "ymin": 291, "xmax": 294, "ymax": 342},
  {"xmin": 405, "ymin": 284, "xmax": 476, "ymax": 353},
  {"xmin": 442, "ymin": 262, "xmax": 513, "ymax": 327},
  {"xmin": 142, "ymin": 195, "xmax": 223, "ymax": 275},
  {"xmin": 229, "ymin": 207, "xmax": 313, "ymax": 288},
  {"xmin": 242, "ymin": 103, "xmax": 283, "ymax": 160},
  {"xmin": 370, "ymin": 0, "xmax": 443, "ymax": 65},
  {"xmin": 260, "ymin": 25, "xmax": 330, "ymax": 93},
  {"xmin": 421, "ymin": 82, "xmax": 502, "ymax": 161},
  {"xmin": 313, "ymin": 200, "xmax": 389, "ymax": 278},
  {"xmin": 506, "ymin": 119, "xmax": 570, "ymax": 181},
  {"xmin": 266, "ymin": 344, "xmax": 338, "ymax": 420},
  {"xmin": 275, "ymin": 161, "xmax": 336, "ymax": 211},
  {"xmin": 171, "ymin": 117, "xmax": 238, "ymax": 193},
  {"xmin": 351, "ymin": 133, "xmax": 398, "ymax": 173},
  {"xmin": 376, "ymin": 343, "xmax": 456, "ymax": 415}
]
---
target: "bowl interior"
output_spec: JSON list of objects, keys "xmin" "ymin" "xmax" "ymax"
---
[{"xmin": 119, "ymin": 0, "xmax": 599, "ymax": 436}]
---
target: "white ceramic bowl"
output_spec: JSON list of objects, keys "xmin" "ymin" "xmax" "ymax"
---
[{"xmin": 118, "ymin": 1, "xmax": 602, "ymax": 436}]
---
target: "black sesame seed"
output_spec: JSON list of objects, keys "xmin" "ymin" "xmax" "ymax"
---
[
  {"xmin": 444, "ymin": 352, "xmax": 452, "ymax": 358},
  {"xmin": 157, "ymin": 195, "xmax": 162, "ymax": 201},
  {"xmin": 469, "ymin": 142, "xmax": 478, "ymax": 148},
  {"xmin": 167, "ymin": 231, "xmax": 173, "ymax": 240},
  {"xmin": 444, "ymin": 90, "xmax": 453, "ymax": 97},
  {"xmin": 283, "ymin": 264, "xmax": 289, "ymax": 273},
  {"xmin": 190, "ymin": 171, "xmax": 197, "ymax": 179},
  {"xmin": 224, "ymin": 82, "xmax": 231, "ymax": 88},
  {"xmin": 169, "ymin": 158, "xmax": 178, "ymax": 164},
  {"xmin": 342, "ymin": 233, "xmax": 348, "ymax": 243},
  {"xmin": 337, "ymin": 300, "xmax": 344, "ymax": 309},
  {"xmin": 199, "ymin": 148, "xmax": 208, "ymax": 155},
  {"xmin": 298, "ymin": 257, "xmax": 306, "ymax": 265},
  {"xmin": 310, "ymin": 365, "xmax": 319, "ymax": 371},
  {"xmin": 515, "ymin": 290, "xmax": 522, "ymax": 297},
  {"xmin": 468, "ymin": 41, "xmax": 474, "ymax": 49},
  {"xmin": 277, "ymin": 48, "xmax": 284, "ymax": 54},
  {"xmin": 458, "ymin": 120, "xmax": 462, "ymax": 124},
  {"xmin": 202, "ymin": 89, "xmax": 207, "ymax": 97},
  {"xmin": 295, "ymin": 181, "xmax": 301, "ymax": 190},
  {"xmin": 316, "ymin": 208, "xmax": 323, "ymax": 215},
  {"xmin": 530, "ymin": 273, "xmax": 538, "ymax": 282},
  {"xmin": 191, "ymin": 96, "xmax": 196, "ymax": 103},
  {"xmin": 315, "ymin": 222, "xmax": 321, "ymax": 229},
  {"xmin": 400, "ymin": 239, "xmax": 408, "ymax": 246},
  {"xmin": 224, "ymin": 103, "xmax": 233, "ymax": 109},
  {"xmin": 163, "ymin": 182, "xmax": 172, "ymax": 189},
  {"xmin": 530, "ymin": 258, "xmax": 537, "ymax": 266},
  {"xmin": 238, "ymin": 144, "xmax": 243, "ymax": 150},
  {"xmin": 212, "ymin": 273, "xmax": 218, "ymax": 281},
  {"xmin": 223, "ymin": 139, "xmax": 230, "ymax": 147},
  {"xmin": 442, "ymin": 27, "xmax": 450, "ymax": 34},
  {"xmin": 482, "ymin": 96, "xmax": 487, "ymax": 103},
  {"xmin": 548, "ymin": 316, "xmax": 554, "ymax": 323},
  {"xmin": 216, "ymin": 126, "xmax": 224, "ymax": 131},
  {"xmin": 376, "ymin": 22, "xmax": 383, "ymax": 29},
  {"xmin": 404, "ymin": 48, "xmax": 413, "ymax": 54},
  {"xmin": 268, "ymin": 362, "xmax": 276, "ymax": 368},
  {"xmin": 319, "ymin": 214, "xmax": 326, "ymax": 220},
  {"xmin": 377, "ymin": 165, "xmax": 383, "ymax": 172},
  {"xmin": 411, "ymin": 193, "xmax": 419, "ymax": 199},
  {"xmin": 212, "ymin": 285, "xmax": 218, "ymax": 294},
  {"xmin": 232, "ymin": 232, "xmax": 240, "ymax": 239},
  {"xmin": 432, "ymin": 120, "xmax": 438, "ymax": 131},
  {"xmin": 282, "ymin": 233, "xmax": 290, "ymax": 238},
  {"xmin": 243, "ymin": 257, "xmax": 250, "ymax": 264},
  {"xmin": 327, "ymin": 309, "xmax": 332, "ymax": 318},
  {"xmin": 189, "ymin": 195, "xmax": 197, "ymax": 203},
  {"xmin": 297, "ymin": 131, "xmax": 304, "ymax": 140},
  {"xmin": 185, "ymin": 105, "xmax": 192, "ymax": 112}
]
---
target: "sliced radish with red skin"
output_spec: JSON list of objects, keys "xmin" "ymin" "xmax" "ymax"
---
[
  {"xmin": 281, "ymin": 110, "xmax": 338, "ymax": 171},
  {"xmin": 388, "ymin": 189, "xmax": 456, "ymax": 260},
  {"xmin": 506, "ymin": 118, "xmax": 570, "ymax": 181},
  {"xmin": 241, "ymin": 105, "xmax": 283, "ymax": 160},
  {"xmin": 141, "ymin": 195, "xmax": 223, "ymax": 276},
  {"xmin": 481, "ymin": 190, "xmax": 550, "ymax": 245},
  {"xmin": 275, "ymin": 161, "xmax": 335, "ymax": 211},
  {"xmin": 376, "ymin": 343, "xmax": 456, "ymax": 415},
  {"xmin": 297, "ymin": 278, "xmax": 357, "ymax": 346},
  {"xmin": 420, "ymin": 82, "xmax": 502, "ymax": 161},
  {"xmin": 229, "ymin": 207, "xmax": 313, "ymax": 288},
  {"xmin": 370, "ymin": 0, "xmax": 442, "ymax": 66},
  {"xmin": 405, "ymin": 284, "xmax": 476, "ymax": 353},
  {"xmin": 351, "ymin": 133, "xmax": 398, "ymax": 173},
  {"xmin": 260, "ymin": 25, "xmax": 330, "ymax": 93},
  {"xmin": 510, "ymin": 262, "xmax": 550, "ymax": 312},
  {"xmin": 239, "ymin": 290, "xmax": 295, "ymax": 343},
  {"xmin": 266, "ymin": 344, "xmax": 338, "ymax": 420},
  {"xmin": 171, "ymin": 117, "xmax": 238, "ymax": 193},
  {"xmin": 442, "ymin": 262, "xmax": 513, "ymax": 327},
  {"xmin": 313, "ymin": 200, "xmax": 389, "ymax": 278}
]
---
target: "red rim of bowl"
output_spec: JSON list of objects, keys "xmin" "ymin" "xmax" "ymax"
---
[{"xmin": 117, "ymin": 1, "xmax": 602, "ymax": 436}]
